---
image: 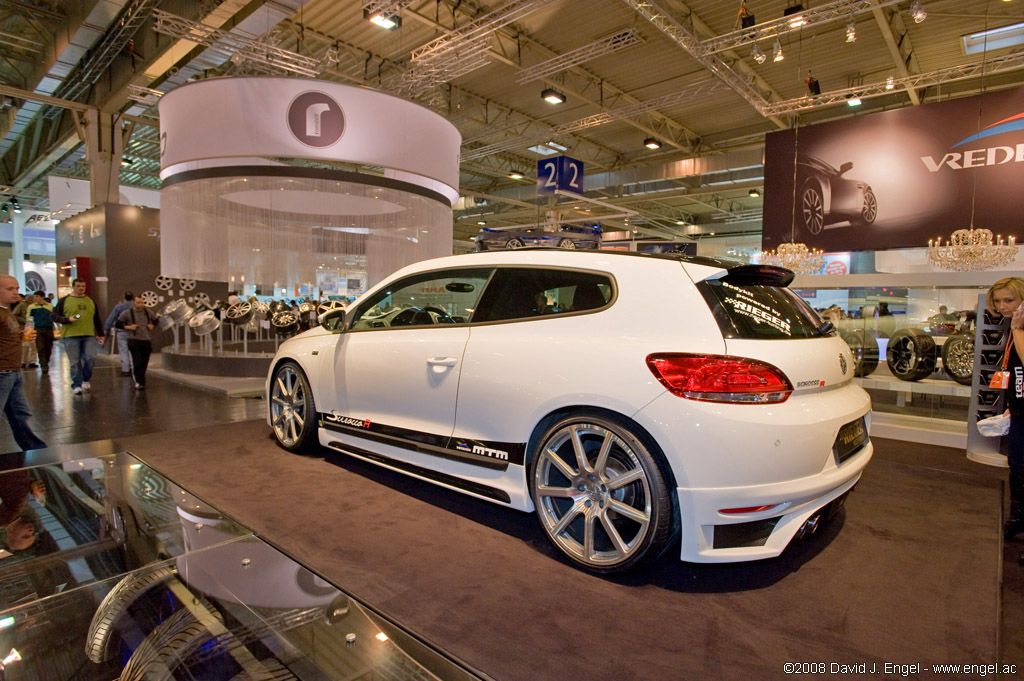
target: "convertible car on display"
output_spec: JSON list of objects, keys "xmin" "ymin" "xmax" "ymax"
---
[
  {"xmin": 797, "ymin": 154, "xmax": 878, "ymax": 235},
  {"xmin": 474, "ymin": 225, "xmax": 602, "ymax": 250},
  {"xmin": 266, "ymin": 250, "xmax": 873, "ymax": 573}
]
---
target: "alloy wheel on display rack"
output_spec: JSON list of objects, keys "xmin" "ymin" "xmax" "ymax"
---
[
  {"xmin": 140, "ymin": 291, "xmax": 159, "ymax": 308},
  {"xmin": 154, "ymin": 275, "xmax": 174, "ymax": 291}
]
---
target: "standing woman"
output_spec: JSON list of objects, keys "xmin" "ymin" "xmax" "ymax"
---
[{"xmin": 988, "ymin": 277, "xmax": 1024, "ymax": 540}]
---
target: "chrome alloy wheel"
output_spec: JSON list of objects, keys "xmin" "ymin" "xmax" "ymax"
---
[
  {"xmin": 802, "ymin": 186, "xmax": 824, "ymax": 234},
  {"xmin": 271, "ymin": 365, "xmax": 308, "ymax": 448},
  {"xmin": 533, "ymin": 422, "xmax": 654, "ymax": 569}
]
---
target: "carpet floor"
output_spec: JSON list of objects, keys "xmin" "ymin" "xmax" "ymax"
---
[{"xmin": 117, "ymin": 421, "xmax": 1003, "ymax": 681}]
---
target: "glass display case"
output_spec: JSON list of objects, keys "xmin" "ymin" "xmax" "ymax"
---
[{"xmin": 789, "ymin": 271, "xmax": 1003, "ymax": 448}]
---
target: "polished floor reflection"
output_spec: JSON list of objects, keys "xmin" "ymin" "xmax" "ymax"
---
[
  {"xmin": 0, "ymin": 450, "xmax": 482, "ymax": 681},
  {"xmin": 1, "ymin": 345, "xmax": 265, "ymax": 453}
]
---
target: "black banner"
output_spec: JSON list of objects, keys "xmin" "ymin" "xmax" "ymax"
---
[{"xmin": 763, "ymin": 87, "xmax": 1024, "ymax": 252}]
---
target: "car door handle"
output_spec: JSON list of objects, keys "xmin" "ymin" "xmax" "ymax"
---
[{"xmin": 427, "ymin": 357, "xmax": 458, "ymax": 367}]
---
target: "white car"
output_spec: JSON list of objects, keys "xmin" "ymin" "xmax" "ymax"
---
[{"xmin": 267, "ymin": 250, "xmax": 872, "ymax": 573}]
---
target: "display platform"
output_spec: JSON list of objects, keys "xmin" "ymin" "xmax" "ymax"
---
[
  {"xmin": 115, "ymin": 421, "xmax": 1005, "ymax": 681},
  {"xmin": 0, "ymin": 446, "xmax": 486, "ymax": 681}
]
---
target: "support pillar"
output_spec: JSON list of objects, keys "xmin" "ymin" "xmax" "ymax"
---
[
  {"xmin": 11, "ymin": 211, "xmax": 24, "ymax": 286},
  {"xmin": 82, "ymin": 109, "xmax": 124, "ymax": 207}
]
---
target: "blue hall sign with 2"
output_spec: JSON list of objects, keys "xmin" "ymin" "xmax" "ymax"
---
[{"xmin": 537, "ymin": 155, "xmax": 584, "ymax": 195}]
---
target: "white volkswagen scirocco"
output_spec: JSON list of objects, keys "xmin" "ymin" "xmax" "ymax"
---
[{"xmin": 267, "ymin": 250, "xmax": 872, "ymax": 573}]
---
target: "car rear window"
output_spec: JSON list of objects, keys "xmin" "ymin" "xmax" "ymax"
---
[
  {"xmin": 472, "ymin": 268, "xmax": 613, "ymax": 323},
  {"xmin": 698, "ymin": 279, "xmax": 827, "ymax": 339}
]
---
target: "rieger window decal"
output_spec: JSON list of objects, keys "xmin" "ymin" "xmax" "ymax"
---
[{"xmin": 287, "ymin": 92, "xmax": 345, "ymax": 147}]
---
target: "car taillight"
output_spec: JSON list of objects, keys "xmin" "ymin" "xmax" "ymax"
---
[{"xmin": 646, "ymin": 353, "xmax": 793, "ymax": 404}]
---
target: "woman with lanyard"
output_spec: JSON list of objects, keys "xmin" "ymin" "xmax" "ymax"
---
[{"xmin": 988, "ymin": 277, "xmax": 1024, "ymax": 540}]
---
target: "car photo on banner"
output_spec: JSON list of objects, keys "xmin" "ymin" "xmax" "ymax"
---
[
  {"xmin": 474, "ymin": 225, "xmax": 602, "ymax": 250},
  {"xmin": 266, "ymin": 250, "xmax": 872, "ymax": 574},
  {"xmin": 797, "ymin": 154, "xmax": 878, "ymax": 236}
]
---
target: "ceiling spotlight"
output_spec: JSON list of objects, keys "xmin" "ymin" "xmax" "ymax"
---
[
  {"xmin": 363, "ymin": 8, "xmax": 401, "ymax": 29},
  {"xmin": 121, "ymin": 157, "xmax": 134, "ymax": 167},
  {"xmin": 749, "ymin": 188, "xmax": 761, "ymax": 197},
  {"xmin": 885, "ymin": 75, "xmax": 895, "ymax": 90},
  {"xmin": 846, "ymin": 94, "xmax": 862, "ymax": 107},
  {"xmin": 752, "ymin": 43, "xmax": 766, "ymax": 64},
  {"xmin": 784, "ymin": 4, "xmax": 806, "ymax": 28},
  {"xmin": 476, "ymin": 220, "xmax": 487, "ymax": 225},
  {"xmin": 910, "ymin": 0, "xmax": 926, "ymax": 23},
  {"xmin": 10, "ymin": 197, "xmax": 20, "ymax": 213},
  {"xmin": 846, "ymin": 18, "xmax": 856, "ymax": 42},
  {"xmin": 772, "ymin": 38, "xmax": 784, "ymax": 62},
  {"xmin": 508, "ymin": 170, "xmax": 524, "ymax": 180},
  {"xmin": 644, "ymin": 137, "xmax": 662, "ymax": 149},
  {"xmin": 541, "ymin": 88, "xmax": 566, "ymax": 104}
]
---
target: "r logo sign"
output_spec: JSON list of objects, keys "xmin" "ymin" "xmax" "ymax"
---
[{"xmin": 287, "ymin": 92, "xmax": 345, "ymax": 147}]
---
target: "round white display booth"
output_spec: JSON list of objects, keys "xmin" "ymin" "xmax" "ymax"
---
[{"xmin": 158, "ymin": 77, "xmax": 459, "ymax": 295}]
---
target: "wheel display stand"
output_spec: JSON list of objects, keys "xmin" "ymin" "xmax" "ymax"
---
[{"xmin": 966, "ymin": 293, "xmax": 1009, "ymax": 467}]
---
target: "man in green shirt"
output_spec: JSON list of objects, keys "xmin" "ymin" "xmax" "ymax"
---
[{"xmin": 53, "ymin": 278, "xmax": 105, "ymax": 395}]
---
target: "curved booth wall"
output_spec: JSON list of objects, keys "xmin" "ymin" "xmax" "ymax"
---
[{"xmin": 158, "ymin": 77, "xmax": 459, "ymax": 293}]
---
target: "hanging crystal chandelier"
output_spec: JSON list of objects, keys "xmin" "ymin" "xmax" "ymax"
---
[
  {"xmin": 927, "ymin": 228, "xmax": 1017, "ymax": 272},
  {"xmin": 760, "ymin": 241, "xmax": 825, "ymax": 275}
]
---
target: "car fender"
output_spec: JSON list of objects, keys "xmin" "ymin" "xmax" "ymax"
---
[{"xmin": 264, "ymin": 331, "xmax": 329, "ymax": 427}]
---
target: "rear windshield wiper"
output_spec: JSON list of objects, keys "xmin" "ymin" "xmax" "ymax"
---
[{"xmin": 816, "ymin": 320, "xmax": 834, "ymax": 336}]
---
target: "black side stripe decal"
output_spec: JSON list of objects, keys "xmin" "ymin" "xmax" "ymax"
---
[
  {"xmin": 327, "ymin": 441, "xmax": 511, "ymax": 504},
  {"xmin": 317, "ymin": 413, "xmax": 526, "ymax": 470}
]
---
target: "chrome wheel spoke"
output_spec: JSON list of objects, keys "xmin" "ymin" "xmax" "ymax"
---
[
  {"xmin": 551, "ymin": 501, "xmax": 584, "ymax": 537},
  {"xmin": 570, "ymin": 427, "xmax": 590, "ymax": 473},
  {"xmin": 545, "ymin": 447, "xmax": 577, "ymax": 479},
  {"xmin": 583, "ymin": 514, "xmax": 596, "ymax": 560},
  {"xmin": 599, "ymin": 512, "xmax": 630, "ymax": 558},
  {"xmin": 275, "ymin": 376, "xmax": 289, "ymax": 399},
  {"xmin": 537, "ymin": 484, "xmax": 575, "ymax": 499},
  {"xmin": 271, "ymin": 396, "xmax": 289, "ymax": 407},
  {"xmin": 593, "ymin": 431, "xmax": 613, "ymax": 474},
  {"xmin": 609, "ymin": 499, "xmax": 650, "ymax": 527},
  {"xmin": 606, "ymin": 467, "xmax": 644, "ymax": 490}
]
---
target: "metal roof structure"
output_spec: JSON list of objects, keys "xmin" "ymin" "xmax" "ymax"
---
[{"xmin": 0, "ymin": 0, "xmax": 1019, "ymax": 246}]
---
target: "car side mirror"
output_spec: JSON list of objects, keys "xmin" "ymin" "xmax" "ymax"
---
[
  {"xmin": 319, "ymin": 308, "xmax": 346, "ymax": 332},
  {"xmin": 838, "ymin": 161, "xmax": 853, "ymax": 175}
]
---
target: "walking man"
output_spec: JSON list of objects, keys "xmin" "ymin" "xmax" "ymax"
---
[
  {"xmin": 104, "ymin": 291, "xmax": 134, "ymax": 376},
  {"xmin": 115, "ymin": 295, "xmax": 157, "ymax": 390},
  {"xmin": 26, "ymin": 291, "xmax": 54, "ymax": 374},
  {"xmin": 0, "ymin": 276, "xmax": 45, "ymax": 451},
  {"xmin": 54, "ymin": 278, "xmax": 105, "ymax": 395}
]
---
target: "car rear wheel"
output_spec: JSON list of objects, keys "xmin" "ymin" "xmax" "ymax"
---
[
  {"xmin": 505, "ymin": 238, "xmax": 525, "ymax": 249},
  {"xmin": 270, "ymin": 362, "xmax": 318, "ymax": 452},
  {"xmin": 941, "ymin": 335, "xmax": 974, "ymax": 385},
  {"xmin": 886, "ymin": 328, "xmax": 937, "ymax": 381},
  {"xmin": 558, "ymin": 238, "xmax": 576, "ymax": 249},
  {"xmin": 801, "ymin": 183, "xmax": 825, "ymax": 235},
  {"xmin": 852, "ymin": 188, "xmax": 877, "ymax": 226},
  {"xmin": 530, "ymin": 412, "xmax": 675, "ymax": 574}
]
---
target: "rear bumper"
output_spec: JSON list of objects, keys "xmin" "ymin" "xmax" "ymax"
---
[{"xmin": 676, "ymin": 440, "xmax": 872, "ymax": 562}]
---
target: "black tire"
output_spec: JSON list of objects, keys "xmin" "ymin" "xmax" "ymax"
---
[
  {"xmin": 801, "ymin": 182, "xmax": 825, "ymax": 235},
  {"xmin": 529, "ymin": 411, "xmax": 676, "ymax": 574},
  {"xmin": 85, "ymin": 565, "xmax": 177, "ymax": 662},
  {"xmin": 941, "ymin": 335, "xmax": 975, "ymax": 386},
  {"xmin": 851, "ymin": 187, "xmax": 878, "ymax": 226},
  {"xmin": 886, "ymin": 327, "xmax": 937, "ymax": 381},
  {"xmin": 841, "ymin": 329, "xmax": 879, "ymax": 377},
  {"xmin": 269, "ymin": 361, "xmax": 318, "ymax": 453}
]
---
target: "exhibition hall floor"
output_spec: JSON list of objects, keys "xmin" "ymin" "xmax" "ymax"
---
[{"xmin": 4, "ymin": 349, "xmax": 1022, "ymax": 680}]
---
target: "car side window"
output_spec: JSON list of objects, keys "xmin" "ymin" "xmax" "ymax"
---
[
  {"xmin": 348, "ymin": 268, "xmax": 492, "ymax": 330},
  {"xmin": 472, "ymin": 268, "xmax": 613, "ymax": 323}
]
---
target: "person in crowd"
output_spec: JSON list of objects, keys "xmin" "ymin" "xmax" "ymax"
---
[
  {"xmin": 26, "ymin": 291, "xmax": 54, "ymax": 374},
  {"xmin": 0, "ymin": 465, "xmax": 44, "ymax": 555},
  {"xmin": 11, "ymin": 293, "xmax": 36, "ymax": 369},
  {"xmin": 227, "ymin": 290, "xmax": 241, "ymax": 306},
  {"xmin": 116, "ymin": 294, "xmax": 157, "ymax": 390},
  {"xmin": 988, "ymin": 277, "xmax": 1024, "ymax": 540},
  {"xmin": 104, "ymin": 291, "xmax": 134, "ymax": 377},
  {"xmin": 0, "ymin": 276, "xmax": 45, "ymax": 451},
  {"xmin": 876, "ymin": 302, "xmax": 892, "ymax": 316},
  {"xmin": 53, "ymin": 278, "xmax": 105, "ymax": 395}
]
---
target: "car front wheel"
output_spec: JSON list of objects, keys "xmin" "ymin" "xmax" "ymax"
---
[
  {"xmin": 801, "ymin": 183, "xmax": 825, "ymax": 235},
  {"xmin": 270, "ymin": 361, "xmax": 318, "ymax": 452},
  {"xmin": 530, "ymin": 412, "xmax": 675, "ymax": 573}
]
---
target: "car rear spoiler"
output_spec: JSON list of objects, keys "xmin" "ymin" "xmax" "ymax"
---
[{"xmin": 713, "ymin": 264, "xmax": 795, "ymax": 287}]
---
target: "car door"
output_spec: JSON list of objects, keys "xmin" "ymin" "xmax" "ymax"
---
[{"xmin": 318, "ymin": 267, "xmax": 491, "ymax": 453}]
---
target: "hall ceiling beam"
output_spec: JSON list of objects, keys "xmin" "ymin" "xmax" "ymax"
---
[
  {"xmin": 870, "ymin": 1, "xmax": 923, "ymax": 106},
  {"xmin": 620, "ymin": 0, "xmax": 788, "ymax": 129}
]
